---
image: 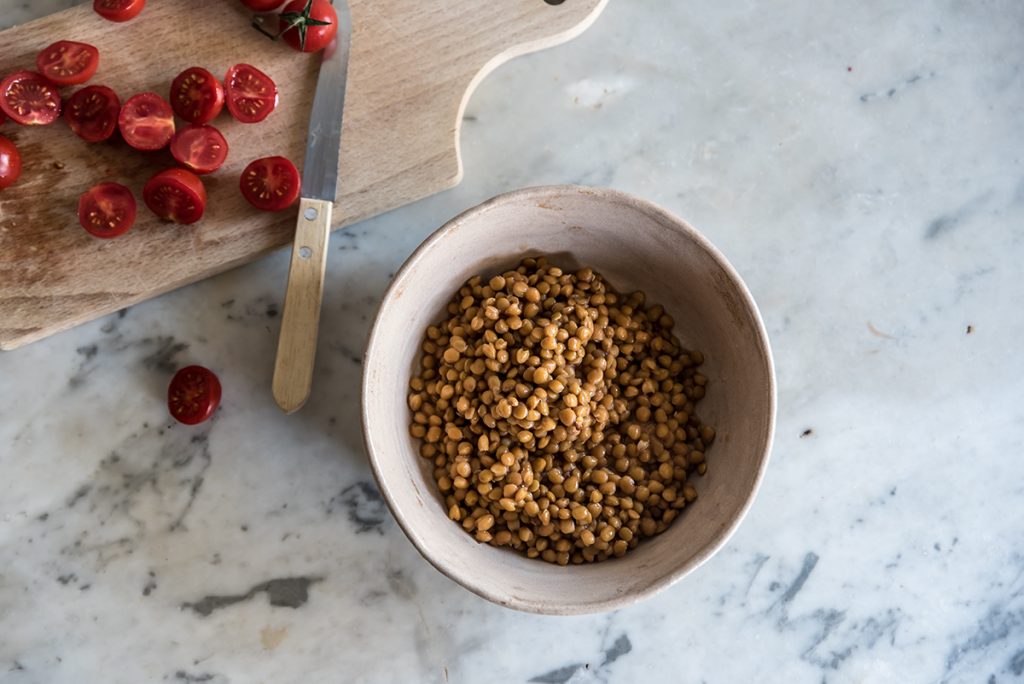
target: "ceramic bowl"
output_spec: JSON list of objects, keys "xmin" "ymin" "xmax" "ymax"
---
[{"xmin": 362, "ymin": 185, "xmax": 775, "ymax": 615}]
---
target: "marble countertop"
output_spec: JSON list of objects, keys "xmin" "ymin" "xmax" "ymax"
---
[{"xmin": 3, "ymin": 1, "xmax": 1023, "ymax": 682}]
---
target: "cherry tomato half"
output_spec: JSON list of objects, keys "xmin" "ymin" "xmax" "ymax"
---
[
  {"xmin": 224, "ymin": 64, "xmax": 277, "ymax": 124},
  {"xmin": 143, "ymin": 168, "xmax": 206, "ymax": 224},
  {"xmin": 65, "ymin": 85, "xmax": 120, "ymax": 142},
  {"xmin": 279, "ymin": 0, "xmax": 338, "ymax": 53},
  {"xmin": 118, "ymin": 92, "xmax": 175, "ymax": 151},
  {"xmin": 240, "ymin": 156, "xmax": 301, "ymax": 211},
  {"xmin": 170, "ymin": 124, "xmax": 229, "ymax": 175},
  {"xmin": 36, "ymin": 41, "xmax": 100, "ymax": 87},
  {"xmin": 0, "ymin": 71, "xmax": 62, "ymax": 126},
  {"xmin": 241, "ymin": 0, "xmax": 284, "ymax": 11},
  {"xmin": 0, "ymin": 134, "xmax": 22, "ymax": 190},
  {"xmin": 0, "ymin": 110, "xmax": 6, "ymax": 125},
  {"xmin": 168, "ymin": 365, "xmax": 221, "ymax": 425},
  {"xmin": 78, "ymin": 182, "xmax": 136, "ymax": 238},
  {"xmin": 170, "ymin": 67, "xmax": 225, "ymax": 125},
  {"xmin": 93, "ymin": 0, "xmax": 146, "ymax": 22}
]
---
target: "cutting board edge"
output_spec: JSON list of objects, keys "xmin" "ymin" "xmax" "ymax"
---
[
  {"xmin": 449, "ymin": 0, "xmax": 610, "ymax": 185},
  {"xmin": 0, "ymin": 174, "xmax": 464, "ymax": 352}
]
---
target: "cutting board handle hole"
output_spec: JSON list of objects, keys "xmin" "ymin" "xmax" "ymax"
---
[
  {"xmin": 299, "ymin": 246, "xmax": 313, "ymax": 259},
  {"xmin": 543, "ymin": 0, "xmax": 566, "ymax": 5}
]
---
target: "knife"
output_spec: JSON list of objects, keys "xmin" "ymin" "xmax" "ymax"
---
[{"xmin": 272, "ymin": 0, "xmax": 353, "ymax": 414}]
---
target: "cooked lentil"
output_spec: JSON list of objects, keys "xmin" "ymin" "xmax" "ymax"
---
[{"xmin": 407, "ymin": 257, "xmax": 715, "ymax": 565}]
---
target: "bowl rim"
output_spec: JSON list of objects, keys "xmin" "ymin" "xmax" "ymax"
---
[{"xmin": 361, "ymin": 184, "xmax": 777, "ymax": 615}]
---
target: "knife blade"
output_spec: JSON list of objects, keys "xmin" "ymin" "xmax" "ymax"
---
[
  {"xmin": 301, "ymin": 0, "xmax": 352, "ymax": 202},
  {"xmin": 272, "ymin": 0, "xmax": 353, "ymax": 414}
]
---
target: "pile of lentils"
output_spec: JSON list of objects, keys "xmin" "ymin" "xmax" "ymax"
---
[{"xmin": 407, "ymin": 257, "xmax": 715, "ymax": 565}]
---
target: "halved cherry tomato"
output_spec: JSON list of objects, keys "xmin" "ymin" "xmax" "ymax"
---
[
  {"xmin": 0, "ymin": 110, "xmax": 6, "ymax": 125},
  {"xmin": 170, "ymin": 67, "xmax": 225, "ymax": 125},
  {"xmin": 93, "ymin": 0, "xmax": 145, "ymax": 22},
  {"xmin": 279, "ymin": 0, "xmax": 338, "ymax": 53},
  {"xmin": 241, "ymin": 0, "xmax": 284, "ymax": 11},
  {"xmin": 65, "ymin": 85, "xmax": 120, "ymax": 142},
  {"xmin": 144, "ymin": 168, "xmax": 206, "ymax": 224},
  {"xmin": 118, "ymin": 92, "xmax": 175, "ymax": 151},
  {"xmin": 36, "ymin": 41, "xmax": 99, "ymax": 87},
  {"xmin": 0, "ymin": 135, "xmax": 21, "ymax": 190},
  {"xmin": 240, "ymin": 156, "xmax": 301, "ymax": 211},
  {"xmin": 224, "ymin": 64, "xmax": 277, "ymax": 124},
  {"xmin": 0, "ymin": 71, "xmax": 62, "ymax": 126},
  {"xmin": 168, "ymin": 365, "xmax": 221, "ymax": 425},
  {"xmin": 78, "ymin": 182, "xmax": 136, "ymax": 238},
  {"xmin": 170, "ymin": 124, "xmax": 229, "ymax": 175}
]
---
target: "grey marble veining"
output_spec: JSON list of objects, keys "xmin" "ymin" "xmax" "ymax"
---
[{"xmin": 2, "ymin": 1, "xmax": 1023, "ymax": 682}]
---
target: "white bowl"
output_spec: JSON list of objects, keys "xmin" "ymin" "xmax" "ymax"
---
[{"xmin": 362, "ymin": 186, "xmax": 775, "ymax": 615}]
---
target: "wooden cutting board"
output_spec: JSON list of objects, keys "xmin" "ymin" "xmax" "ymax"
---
[{"xmin": 0, "ymin": 0, "xmax": 606, "ymax": 350}]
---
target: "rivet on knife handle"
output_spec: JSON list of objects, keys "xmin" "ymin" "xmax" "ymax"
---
[{"xmin": 273, "ymin": 198, "xmax": 333, "ymax": 413}]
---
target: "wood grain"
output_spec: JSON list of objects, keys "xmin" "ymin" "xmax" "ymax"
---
[
  {"xmin": 0, "ymin": 0, "xmax": 607, "ymax": 350},
  {"xmin": 273, "ymin": 197, "xmax": 332, "ymax": 414}
]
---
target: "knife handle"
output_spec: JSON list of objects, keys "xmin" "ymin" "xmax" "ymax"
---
[{"xmin": 273, "ymin": 197, "xmax": 333, "ymax": 414}]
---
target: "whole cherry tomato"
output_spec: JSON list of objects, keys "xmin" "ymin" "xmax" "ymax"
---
[
  {"xmin": 279, "ymin": 0, "xmax": 338, "ymax": 53},
  {"xmin": 0, "ymin": 134, "xmax": 22, "ymax": 190}
]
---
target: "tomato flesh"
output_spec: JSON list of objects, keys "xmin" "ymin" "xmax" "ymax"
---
[
  {"xmin": 144, "ymin": 168, "xmax": 206, "ymax": 224},
  {"xmin": 78, "ymin": 182, "xmax": 136, "ymax": 238},
  {"xmin": 168, "ymin": 365, "xmax": 221, "ymax": 425},
  {"xmin": 0, "ymin": 71, "xmax": 62, "ymax": 126},
  {"xmin": 65, "ymin": 85, "xmax": 120, "ymax": 142},
  {"xmin": 0, "ymin": 134, "xmax": 21, "ymax": 190},
  {"xmin": 36, "ymin": 41, "xmax": 100, "ymax": 86},
  {"xmin": 224, "ymin": 64, "xmax": 277, "ymax": 124},
  {"xmin": 279, "ymin": 0, "xmax": 338, "ymax": 53},
  {"xmin": 240, "ymin": 156, "xmax": 301, "ymax": 211},
  {"xmin": 170, "ymin": 67, "xmax": 225, "ymax": 125},
  {"xmin": 119, "ymin": 92, "xmax": 175, "ymax": 151},
  {"xmin": 170, "ymin": 124, "xmax": 229, "ymax": 175},
  {"xmin": 94, "ymin": 0, "xmax": 146, "ymax": 22}
]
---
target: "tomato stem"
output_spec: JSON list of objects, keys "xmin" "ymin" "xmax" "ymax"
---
[
  {"xmin": 279, "ymin": 0, "xmax": 334, "ymax": 51},
  {"xmin": 251, "ymin": 0, "xmax": 333, "ymax": 49}
]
